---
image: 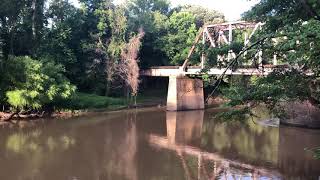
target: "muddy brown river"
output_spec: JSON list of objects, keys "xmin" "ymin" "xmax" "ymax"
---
[{"xmin": 0, "ymin": 107, "xmax": 319, "ymax": 180}]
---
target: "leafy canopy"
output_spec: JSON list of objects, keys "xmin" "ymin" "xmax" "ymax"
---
[
  {"xmin": 6, "ymin": 56, "xmax": 76, "ymax": 110},
  {"xmin": 158, "ymin": 11, "xmax": 197, "ymax": 65}
]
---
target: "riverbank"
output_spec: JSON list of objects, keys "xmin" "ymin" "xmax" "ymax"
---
[
  {"xmin": 52, "ymin": 91, "xmax": 167, "ymax": 119},
  {"xmin": 0, "ymin": 90, "xmax": 167, "ymax": 122},
  {"xmin": 3, "ymin": 91, "xmax": 320, "ymax": 130}
]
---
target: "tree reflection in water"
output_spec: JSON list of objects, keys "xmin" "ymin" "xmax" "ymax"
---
[{"xmin": 0, "ymin": 107, "xmax": 319, "ymax": 180}]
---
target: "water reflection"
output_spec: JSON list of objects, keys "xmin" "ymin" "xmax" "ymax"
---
[
  {"xmin": 0, "ymin": 108, "xmax": 319, "ymax": 180},
  {"xmin": 149, "ymin": 110, "xmax": 281, "ymax": 179},
  {"xmin": 278, "ymin": 126, "xmax": 320, "ymax": 179},
  {"xmin": 202, "ymin": 109, "xmax": 279, "ymax": 167},
  {"xmin": 166, "ymin": 110, "xmax": 204, "ymax": 146},
  {"xmin": 0, "ymin": 112, "xmax": 140, "ymax": 180}
]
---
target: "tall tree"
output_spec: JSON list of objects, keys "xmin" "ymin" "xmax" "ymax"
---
[
  {"xmin": 42, "ymin": 0, "xmax": 90, "ymax": 91},
  {"xmin": 94, "ymin": 3, "xmax": 129, "ymax": 95},
  {"xmin": 31, "ymin": 0, "xmax": 45, "ymax": 54},
  {"xmin": 127, "ymin": 0, "xmax": 170, "ymax": 68},
  {"xmin": 158, "ymin": 11, "xmax": 197, "ymax": 65},
  {"xmin": 0, "ymin": 0, "xmax": 47, "ymax": 106}
]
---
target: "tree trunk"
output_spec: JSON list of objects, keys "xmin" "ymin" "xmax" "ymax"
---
[
  {"xmin": 32, "ymin": 0, "xmax": 36, "ymax": 39},
  {"xmin": 3, "ymin": 111, "xmax": 19, "ymax": 121},
  {"xmin": 105, "ymin": 80, "xmax": 110, "ymax": 96},
  {"xmin": 31, "ymin": 0, "xmax": 45, "ymax": 56},
  {"xmin": 126, "ymin": 87, "xmax": 131, "ymax": 107},
  {"xmin": 9, "ymin": 29, "xmax": 14, "ymax": 55},
  {"xmin": 0, "ymin": 37, "xmax": 3, "ymax": 70},
  {"xmin": 31, "ymin": 0, "xmax": 37, "ymax": 56},
  {"xmin": 0, "ymin": 17, "xmax": 8, "ymax": 59}
]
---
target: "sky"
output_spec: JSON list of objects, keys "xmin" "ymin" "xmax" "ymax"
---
[{"xmin": 69, "ymin": 0, "xmax": 260, "ymax": 21}]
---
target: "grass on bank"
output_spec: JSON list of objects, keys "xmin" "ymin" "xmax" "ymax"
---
[
  {"xmin": 62, "ymin": 89, "xmax": 167, "ymax": 111},
  {"xmin": 62, "ymin": 92, "xmax": 126, "ymax": 111}
]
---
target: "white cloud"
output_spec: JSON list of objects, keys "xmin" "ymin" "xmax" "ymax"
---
[{"xmin": 72, "ymin": 0, "xmax": 259, "ymax": 21}]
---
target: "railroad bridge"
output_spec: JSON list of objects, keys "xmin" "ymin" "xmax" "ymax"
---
[{"xmin": 141, "ymin": 21, "xmax": 283, "ymax": 111}]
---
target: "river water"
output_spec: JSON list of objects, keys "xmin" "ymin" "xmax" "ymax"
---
[{"xmin": 0, "ymin": 107, "xmax": 319, "ymax": 180}]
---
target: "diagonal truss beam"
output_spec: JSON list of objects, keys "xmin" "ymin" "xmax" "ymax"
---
[{"xmin": 181, "ymin": 21, "xmax": 264, "ymax": 72}]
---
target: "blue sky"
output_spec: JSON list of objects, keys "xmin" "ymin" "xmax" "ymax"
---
[{"xmin": 70, "ymin": 0, "xmax": 260, "ymax": 21}]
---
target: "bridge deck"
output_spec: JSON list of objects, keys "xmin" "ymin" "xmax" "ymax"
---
[{"xmin": 141, "ymin": 65, "xmax": 287, "ymax": 77}]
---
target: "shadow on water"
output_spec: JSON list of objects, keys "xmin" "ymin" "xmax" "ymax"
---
[{"xmin": 0, "ymin": 107, "xmax": 319, "ymax": 179}]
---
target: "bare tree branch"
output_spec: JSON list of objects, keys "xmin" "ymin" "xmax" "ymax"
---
[{"xmin": 117, "ymin": 29, "xmax": 145, "ymax": 98}]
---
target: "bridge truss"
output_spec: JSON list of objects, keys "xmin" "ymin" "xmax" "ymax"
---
[
  {"xmin": 140, "ymin": 21, "xmax": 294, "ymax": 77},
  {"xmin": 181, "ymin": 21, "xmax": 266, "ymax": 72}
]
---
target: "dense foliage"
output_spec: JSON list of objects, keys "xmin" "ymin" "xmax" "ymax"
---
[
  {"xmin": 5, "ymin": 56, "xmax": 76, "ymax": 111},
  {"xmin": 213, "ymin": 0, "xmax": 320, "ymax": 116},
  {"xmin": 0, "ymin": 0, "xmax": 225, "ymax": 112},
  {"xmin": 159, "ymin": 11, "xmax": 197, "ymax": 65}
]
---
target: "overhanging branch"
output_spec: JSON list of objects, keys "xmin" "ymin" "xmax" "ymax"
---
[{"xmin": 205, "ymin": 36, "xmax": 269, "ymax": 102}]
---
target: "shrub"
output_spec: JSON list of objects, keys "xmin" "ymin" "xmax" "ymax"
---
[{"xmin": 5, "ymin": 56, "xmax": 76, "ymax": 111}]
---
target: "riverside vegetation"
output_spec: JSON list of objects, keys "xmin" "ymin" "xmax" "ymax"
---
[
  {"xmin": 0, "ymin": 0, "xmax": 319, "ymax": 129},
  {"xmin": 0, "ymin": 0, "xmax": 225, "ymax": 120}
]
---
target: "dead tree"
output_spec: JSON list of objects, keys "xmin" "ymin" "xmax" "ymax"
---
[{"xmin": 117, "ymin": 29, "xmax": 145, "ymax": 105}]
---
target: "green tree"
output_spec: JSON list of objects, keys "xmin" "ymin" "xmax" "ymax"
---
[
  {"xmin": 0, "ymin": 0, "xmax": 46, "ymax": 107},
  {"xmin": 216, "ymin": 0, "xmax": 320, "ymax": 116},
  {"xmin": 95, "ymin": 3, "xmax": 128, "ymax": 95},
  {"xmin": 5, "ymin": 56, "xmax": 75, "ymax": 112},
  {"xmin": 0, "ymin": 0, "xmax": 45, "ymax": 57},
  {"xmin": 127, "ymin": 0, "xmax": 170, "ymax": 68},
  {"xmin": 159, "ymin": 11, "xmax": 197, "ymax": 65},
  {"xmin": 41, "ymin": 0, "xmax": 87, "ymax": 87},
  {"xmin": 244, "ymin": 0, "xmax": 320, "ymax": 31}
]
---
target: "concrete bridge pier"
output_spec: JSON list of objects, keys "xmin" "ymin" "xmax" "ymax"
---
[{"xmin": 166, "ymin": 76, "xmax": 204, "ymax": 111}]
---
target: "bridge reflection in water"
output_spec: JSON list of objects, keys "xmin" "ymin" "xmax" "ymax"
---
[
  {"xmin": 0, "ymin": 108, "xmax": 319, "ymax": 179},
  {"xmin": 147, "ymin": 109, "xmax": 320, "ymax": 180}
]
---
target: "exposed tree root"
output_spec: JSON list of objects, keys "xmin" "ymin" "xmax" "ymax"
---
[
  {"xmin": 2, "ymin": 112, "xmax": 19, "ymax": 122},
  {"xmin": 0, "ymin": 111, "xmax": 47, "ymax": 122}
]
